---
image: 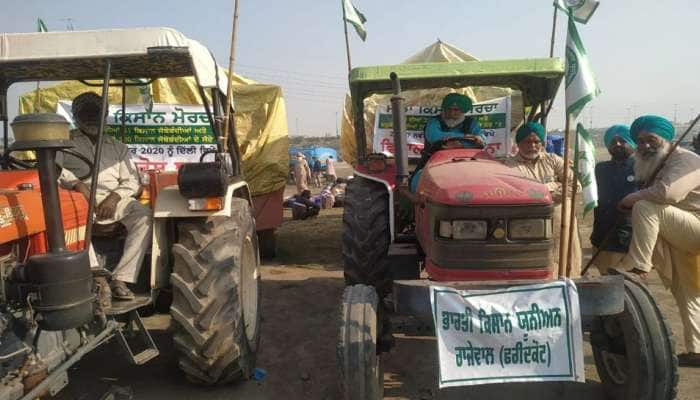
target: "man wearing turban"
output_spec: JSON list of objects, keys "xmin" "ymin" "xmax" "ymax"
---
[
  {"xmin": 293, "ymin": 152, "xmax": 311, "ymax": 194},
  {"xmin": 58, "ymin": 92, "xmax": 152, "ymax": 301},
  {"xmin": 589, "ymin": 125, "xmax": 637, "ymax": 274},
  {"xmin": 504, "ymin": 121, "xmax": 582, "ymax": 277},
  {"xmin": 410, "ymin": 93, "xmax": 485, "ymax": 192},
  {"xmin": 617, "ymin": 115, "xmax": 700, "ymax": 367}
]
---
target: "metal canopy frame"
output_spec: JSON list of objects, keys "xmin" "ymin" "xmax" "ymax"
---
[
  {"xmin": 348, "ymin": 58, "xmax": 565, "ymax": 160},
  {"xmin": 0, "ymin": 48, "xmax": 242, "ymax": 174}
]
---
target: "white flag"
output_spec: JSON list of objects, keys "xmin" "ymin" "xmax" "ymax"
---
[
  {"xmin": 565, "ymin": 15, "xmax": 600, "ymax": 117},
  {"xmin": 555, "ymin": 0, "xmax": 600, "ymax": 24},
  {"xmin": 574, "ymin": 123, "xmax": 598, "ymax": 214},
  {"xmin": 342, "ymin": 0, "xmax": 367, "ymax": 41}
]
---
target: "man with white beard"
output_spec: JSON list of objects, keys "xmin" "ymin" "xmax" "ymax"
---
[
  {"xmin": 618, "ymin": 115, "xmax": 700, "ymax": 367},
  {"xmin": 504, "ymin": 122, "xmax": 582, "ymax": 278}
]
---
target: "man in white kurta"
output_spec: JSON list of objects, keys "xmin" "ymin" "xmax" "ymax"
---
[
  {"xmin": 618, "ymin": 115, "xmax": 700, "ymax": 367},
  {"xmin": 58, "ymin": 92, "xmax": 152, "ymax": 301}
]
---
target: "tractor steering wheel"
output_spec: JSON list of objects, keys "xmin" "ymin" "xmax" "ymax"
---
[{"xmin": 3, "ymin": 149, "xmax": 95, "ymax": 181}]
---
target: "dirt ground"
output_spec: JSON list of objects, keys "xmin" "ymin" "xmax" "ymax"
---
[{"xmin": 55, "ymin": 162, "xmax": 700, "ymax": 400}]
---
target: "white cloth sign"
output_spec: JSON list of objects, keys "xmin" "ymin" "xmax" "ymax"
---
[
  {"xmin": 430, "ymin": 279, "xmax": 584, "ymax": 388},
  {"xmin": 372, "ymin": 96, "xmax": 511, "ymax": 159},
  {"xmin": 57, "ymin": 101, "xmax": 217, "ymax": 172}
]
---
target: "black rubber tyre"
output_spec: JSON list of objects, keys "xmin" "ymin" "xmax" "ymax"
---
[
  {"xmin": 338, "ymin": 284, "xmax": 383, "ymax": 400},
  {"xmin": 170, "ymin": 198, "xmax": 261, "ymax": 385},
  {"xmin": 591, "ymin": 275, "xmax": 678, "ymax": 400},
  {"xmin": 342, "ymin": 177, "xmax": 391, "ymax": 296},
  {"xmin": 257, "ymin": 229, "xmax": 276, "ymax": 259}
]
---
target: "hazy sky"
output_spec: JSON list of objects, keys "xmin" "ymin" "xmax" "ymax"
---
[{"xmin": 2, "ymin": 0, "xmax": 699, "ymax": 136}]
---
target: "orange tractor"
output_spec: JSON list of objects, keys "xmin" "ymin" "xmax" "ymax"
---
[{"xmin": 0, "ymin": 27, "xmax": 261, "ymax": 398}]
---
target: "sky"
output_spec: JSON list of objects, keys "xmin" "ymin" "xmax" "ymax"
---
[{"xmin": 2, "ymin": 0, "xmax": 699, "ymax": 137}]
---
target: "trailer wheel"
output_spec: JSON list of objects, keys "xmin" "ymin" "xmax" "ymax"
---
[
  {"xmin": 170, "ymin": 199, "xmax": 261, "ymax": 385},
  {"xmin": 342, "ymin": 177, "xmax": 391, "ymax": 296},
  {"xmin": 591, "ymin": 276, "xmax": 678, "ymax": 400},
  {"xmin": 338, "ymin": 284, "xmax": 383, "ymax": 400}
]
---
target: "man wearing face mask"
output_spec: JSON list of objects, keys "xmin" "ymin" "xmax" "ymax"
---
[
  {"xmin": 58, "ymin": 92, "xmax": 152, "ymax": 301},
  {"xmin": 616, "ymin": 115, "xmax": 700, "ymax": 366},
  {"xmin": 504, "ymin": 121, "xmax": 582, "ymax": 277},
  {"xmin": 589, "ymin": 125, "xmax": 637, "ymax": 274}
]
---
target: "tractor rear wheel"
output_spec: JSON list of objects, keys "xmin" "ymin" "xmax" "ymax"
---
[
  {"xmin": 170, "ymin": 198, "xmax": 261, "ymax": 385},
  {"xmin": 338, "ymin": 284, "xmax": 383, "ymax": 400},
  {"xmin": 591, "ymin": 275, "xmax": 678, "ymax": 400},
  {"xmin": 342, "ymin": 177, "xmax": 391, "ymax": 296}
]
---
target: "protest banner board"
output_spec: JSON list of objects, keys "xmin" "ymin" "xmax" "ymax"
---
[
  {"xmin": 57, "ymin": 101, "xmax": 217, "ymax": 171},
  {"xmin": 372, "ymin": 96, "xmax": 511, "ymax": 158},
  {"xmin": 430, "ymin": 279, "xmax": 584, "ymax": 388}
]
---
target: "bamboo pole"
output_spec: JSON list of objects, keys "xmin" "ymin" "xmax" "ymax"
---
[
  {"xmin": 558, "ymin": 113, "xmax": 572, "ymax": 277},
  {"xmin": 566, "ymin": 124, "xmax": 580, "ymax": 277},
  {"xmin": 222, "ymin": 0, "xmax": 241, "ymax": 146},
  {"xmin": 549, "ymin": 4, "xmax": 558, "ymax": 58},
  {"xmin": 341, "ymin": 0, "xmax": 352, "ymax": 74}
]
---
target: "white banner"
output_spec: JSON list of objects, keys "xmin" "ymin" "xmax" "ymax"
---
[
  {"xmin": 372, "ymin": 96, "xmax": 511, "ymax": 159},
  {"xmin": 57, "ymin": 101, "xmax": 217, "ymax": 171},
  {"xmin": 430, "ymin": 279, "xmax": 584, "ymax": 388}
]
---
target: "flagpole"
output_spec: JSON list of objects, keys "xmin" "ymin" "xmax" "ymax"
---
[
  {"xmin": 222, "ymin": 0, "xmax": 240, "ymax": 147},
  {"xmin": 341, "ymin": 0, "xmax": 352, "ymax": 74},
  {"xmin": 549, "ymin": 3, "xmax": 558, "ymax": 57},
  {"xmin": 558, "ymin": 113, "xmax": 572, "ymax": 277},
  {"xmin": 566, "ymin": 125, "xmax": 581, "ymax": 277}
]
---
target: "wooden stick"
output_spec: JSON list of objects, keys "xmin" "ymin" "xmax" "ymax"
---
[
  {"xmin": 558, "ymin": 113, "xmax": 572, "ymax": 277},
  {"xmin": 222, "ymin": 0, "xmax": 241, "ymax": 146},
  {"xmin": 566, "ymin": 124, "xmax": 580, "ymax": 277},
  {"xmin": 341, "ymin": 0, "xmax": 352, "ymax": 74},
  {"xmin": 549, "ymin": 4, "xmax": 558, "ymax": 58}
]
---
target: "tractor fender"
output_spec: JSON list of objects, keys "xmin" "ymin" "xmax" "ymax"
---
[
  {"xmin": 352, "ymin": 170, "xmax": 395, "ymax": 241},
  {"xmin": 149, "ymin": 181, "xmax": 254, "ymax": 289}
]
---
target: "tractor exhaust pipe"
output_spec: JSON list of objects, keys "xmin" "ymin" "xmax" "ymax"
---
[{"xmin": 390, "ymin": 72, "xmax": 409, "ymax": 185}]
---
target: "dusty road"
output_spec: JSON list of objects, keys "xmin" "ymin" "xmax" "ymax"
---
[{"xmin": 55, "ymin": 165, "xmax": 700, "ymax": 399}]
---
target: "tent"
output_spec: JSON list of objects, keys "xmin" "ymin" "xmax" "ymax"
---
[
  {"xmin": 340, "ymin": 40, "xmax": 524, "ymax": 164},
  {"xmin": 19, "ymin": 74, "xmax": 289, "ymax": 197}
]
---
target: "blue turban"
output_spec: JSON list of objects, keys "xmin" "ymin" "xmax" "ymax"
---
[
  {"xmin": 516, "ymin": 122, "xmax": 545, "ymax": 144},
  {"xmin": 630, "ymin": 115, "xmax": 675, "ymax": 143},
  {"xmin": 604, "ymin": 125, "xmax": 636, "ymax": 149}
]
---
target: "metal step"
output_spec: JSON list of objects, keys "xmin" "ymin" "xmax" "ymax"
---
[{"xmin": 113, "ymin": 310, "xmax": 159, "ymax": 365}]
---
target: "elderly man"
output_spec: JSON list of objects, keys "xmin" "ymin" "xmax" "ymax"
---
[
  {"xmin": 504, "ymin": 122, "xmax": 582, "ymax": 277},
  {"xmin": 617, "ymin": 115, "xmax": 700, "ymax": 366},
  {"xmin": 410, "ymin": 93, "xmax": 484, "ymax": 192},
  {"xmin": 590, "ymin": 125, "xmax": 637, "ymax": 274},
  {"xmin": 293, "ymin": 152, "xmax": 311, "ymax": 194},
  {"xmin": 59, "ymin": 92, "xmax": 152, "ymax": 301}
]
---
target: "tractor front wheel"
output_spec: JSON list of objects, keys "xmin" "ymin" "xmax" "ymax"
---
[
  {"xmin": 342, "ymin": 177, "xmax": 391, "ymax": 296},
  {"xmin": 338, "ymin": 284, "xmax": 383, "ymax": 400},
  {"xmin": 591, "ymin": 275, "xmax": 678, "ymax": 400},
  {"xmin": 169, "ymin": 198, "xmax": 261, "ymax": 385}
]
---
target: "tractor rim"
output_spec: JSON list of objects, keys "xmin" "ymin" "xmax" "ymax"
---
[{"xmin": 241, "ymin": 236, "xmax": 259, "ymax": 344}]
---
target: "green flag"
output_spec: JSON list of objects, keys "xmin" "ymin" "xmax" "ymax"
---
[
  {"xmin": 37, "ymin": 18, "xmax": 48, "ymax": 32},
  {"xmin": 342, "ymin": 0, "xmax": 367, "ymax": 41},
  {"xmin": 574, "ymin": 123, "xmax": 598, "ymax": 214},
  {"xmin": 555, "ymin": 0, "xmax": 599, "ymax": 24},
  {"xmin": 565, "ymin": 14, "xmax": 600, "ymax": 117}
]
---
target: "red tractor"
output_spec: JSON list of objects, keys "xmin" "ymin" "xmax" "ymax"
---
[
  {"xmin": 338, "ymin": 60, "xmax": 677, "ymax": 399},
  {"xmin": 0, "ymin": 28, "xmax": 260, "ymax": 398}
]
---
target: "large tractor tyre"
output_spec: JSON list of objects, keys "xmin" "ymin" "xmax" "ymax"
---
[
  {"xmin": 591, "ymin": 276, "xmax": 678, "ymax": 400},
  {"xmin": 170, "ymin": 198, "xmax": 261, "ymax": 385},
  {"xmin": 338, "ymin": 284, "xmax": 383, "ymax": 400},
  {"xmin": 342, "ymin": 177, "xmax": 391, "ymax": 296}
]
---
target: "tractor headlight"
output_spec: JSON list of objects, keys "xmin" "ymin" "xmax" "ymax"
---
[
  {"xmin": 508, "ymin": 218, "xmax": 552, "ymax": 240},
  {"xmin": 438, "ymin": 220, "xmax": 488, "ymax": 240}
]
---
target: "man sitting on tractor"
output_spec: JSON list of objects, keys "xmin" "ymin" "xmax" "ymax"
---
[
  {"xmin": 504, "ymin": 122, "xmax": 582, "ymax": 277},
  {"xmin": 409, "ymin": 93, "xmax": 484, "ymax": 192},
  {"xmin": 58, "ymin": 92, "xmax": 152, "ymax": 301},
  {"xmin": 617, "ymin": 115, "xmax": 700, "ymax": 366}
]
